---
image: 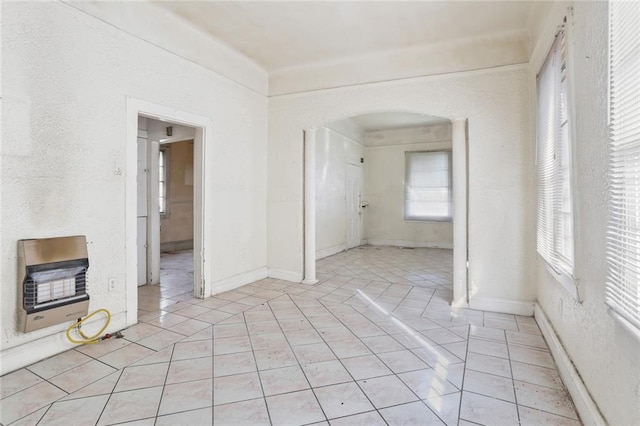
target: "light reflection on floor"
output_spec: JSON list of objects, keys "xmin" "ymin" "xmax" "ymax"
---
[{"xmin": 0, "ymin": 246, "xmax": 580, "ymax": 425}]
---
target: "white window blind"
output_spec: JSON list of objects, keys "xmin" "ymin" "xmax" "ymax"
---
[
  {"xmin": 536, "ymin": 28, "xmax": 574, "ymax": 276},
  {"xmin": 405, "ymin": 151, "xmax": 452, "ymax": 222},
  {"xmin": 606, "ymin": 0, "xmax": 640, "ymax": 333}
]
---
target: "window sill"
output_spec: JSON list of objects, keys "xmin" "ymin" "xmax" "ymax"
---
[
  {"xmin": 607, "ymin": 308, "xmax": 640, "ymax": 342},
  {"xmin": 541, "ymin": 256, "xmax": 579, "ymax": 301}
]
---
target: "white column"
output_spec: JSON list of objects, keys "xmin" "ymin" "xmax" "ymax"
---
[
  {"xmin": 302, "ymin": 128, "xmax": 319, "ymax": 284},
  {"xmin": 452, "ymin": 118, "xmax": 468, "ymax": 306}
]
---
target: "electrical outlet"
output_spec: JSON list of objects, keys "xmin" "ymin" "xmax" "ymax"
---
[{"xmin": 108, "ymin": 278, "xmax": 116, "ymax": 292}]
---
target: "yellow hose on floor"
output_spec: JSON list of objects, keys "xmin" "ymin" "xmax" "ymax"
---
[{"xmin": 65, "ymin": 308, "xmax": 111, "ymax": 345}]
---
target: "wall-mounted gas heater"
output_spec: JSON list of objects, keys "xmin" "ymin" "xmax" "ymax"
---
[{"xmin": 18, "ymin": 236, "xmax": 90, "ymax": 333}]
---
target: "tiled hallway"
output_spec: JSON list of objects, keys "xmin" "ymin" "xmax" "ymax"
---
[{"xmin": 0, "ymin": 247, "xmax": 580, "ymax": 425}]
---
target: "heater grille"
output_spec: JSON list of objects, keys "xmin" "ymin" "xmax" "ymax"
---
[{"xmin": 23, "ymin": 260, "xmax": 89, "ymax": 313}]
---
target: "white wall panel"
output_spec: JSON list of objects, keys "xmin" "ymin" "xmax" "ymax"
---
[
  {"xmin": 363, "ymin": 125, "xmax": 453, "ymax": 248},
  {"xmin": 1, "ymin": 1, "xmax": 267, "ymax": 368},
  {"xmin": 533, "ymin": 2, "xmax": 640, "ymax": 424},
  {"xmin": 268, "ymin": 64, "xmax": 534, "ymax": 304}
]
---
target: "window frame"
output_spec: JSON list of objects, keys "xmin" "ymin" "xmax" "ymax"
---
[
  {"xmin": 404, "ymin": 150, "xmax": 453, "ymax": 223},
  {"xmin": 605, "ymin": 0, "xmax": 640, "ymax": 339},
  {"xmin": 535, "ymin": 23, "xmax": 579, "ymax": 299}
]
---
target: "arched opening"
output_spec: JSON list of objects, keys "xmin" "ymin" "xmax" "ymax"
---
[{"xmin": 302, "ymin": 111, "xmax": 468, "ymax": 306}]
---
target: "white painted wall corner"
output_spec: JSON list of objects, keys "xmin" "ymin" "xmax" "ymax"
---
[
  {"xmin": 210, "ymin": 267, "xmax": 268, "ymax": 296},
  {"xmin": 268, "ymin": 268, "xmax": 304, "ymax": 283},
  {"xmin": 316, "ymin": 243, "xmax": 347, "ymax": 260}
]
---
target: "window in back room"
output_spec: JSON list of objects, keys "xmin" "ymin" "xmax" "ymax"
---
[{"xmin": 404, "ymin": 150, "xmax": 453, "ymax": 222}]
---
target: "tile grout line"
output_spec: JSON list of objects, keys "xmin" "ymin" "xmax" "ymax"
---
[
  {"xmin": 456, "ymin": 323, "xmax": 471, "ymax": 424},
  {"xmin": 151, "ymin": 341, "xmax": 176, "ymax": 422},
  {"xmin": 292, "ymin": 296, "xmax": 392, "ymax": 424},
  {"xmin": 418, "ymin": 288, "xmax": 439, "ymax": 318},
  {"xmin": 264, "ymin": 295, "xmax": 330, "ymax": 424},
  {"xmin": 313, "ymin": 296, "xmax": 446, "ymax": 422},
  {"xmin": 93, "ymin": 368, "xmax": 125, "ymax": 425},
  {"xmin": 210, "ymin": 328, "xmax": 216, "ymax": 424},
  {"xmin": 31, "ymin": 403, "xmax": 51, "ymax": 426},
  {"xmin": 239, "ymin": 308, "xmax": 275, "ymax": 426},
  {"xmin": 502, "ymin": 327, "xmax": 520, "ymax": 424},
  {"xmin": 318, "ymin": 252, "xmax": 462, "ymax": 423}
]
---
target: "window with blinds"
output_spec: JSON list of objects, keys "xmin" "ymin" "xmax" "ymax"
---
[
  {"xmin": 405, "ymin": 151, "xmax": 452, "ymax": 222},
  {"xmin": 536, "ymin": 27, "xmax": 575, "ymax": 280},
  {"xmin": 606, "ymin": 1, "xmax": 640, "ymax": 335}
]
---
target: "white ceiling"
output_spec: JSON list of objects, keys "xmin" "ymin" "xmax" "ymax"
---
[
  {"xmin": 325, "ymin": 112, "xmax": 450, "ymax": 146},
  {"xmin": 153, "ymin": 1, "xmax": 536, "ymax": 72},
  {"xmin": 349, "ymin": 112, "xmax": 449, "ymax": 132}
]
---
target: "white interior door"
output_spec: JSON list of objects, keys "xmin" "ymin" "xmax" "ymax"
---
[
  {"xmin": 346, "ymin": 163, "xmax": 362, "ymax": 249},
  {"xmin": 136, "ymin": 135, "xmax": 148, "ymax": 286}
]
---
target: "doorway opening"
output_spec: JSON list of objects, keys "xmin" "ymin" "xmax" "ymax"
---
[
  {"xmin": 141, "ymin": 120, "xmax": 197, "ymax": 304},
  {"xmin": 126, "ymin": 98, "xmax": 212, "ymax": 327},
  {"xmin": 304, "ymin": 111, "xmax": 468, "ymax": 306}
]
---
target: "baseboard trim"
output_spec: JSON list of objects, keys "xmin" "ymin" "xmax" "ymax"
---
[
  {"xmin": 210, "ymin": 267, "xmax": 268, "ymax": 296},
  {"xmin": 0, "ymin": 312, "xmax": 128, "ymax": 376},
  {"xmin": 469, "ymin": 297, "xmax": 534, "ymax": 316},
  {"xmin": 316, "ymin": 243, "xmax": 347, "ymax": 260},
  {"xmin": 366, "ymin": 239, "xmax": 454, "ymax": 249},
  {"xmin": 534, "ymin": 304, "xmax": 606, "ymax": 426},
  {"xmin": 268, "ymin": 268, "xmax": 303, "ymax": 283}
]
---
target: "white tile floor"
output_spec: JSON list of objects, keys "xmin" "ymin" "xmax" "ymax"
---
[{"xmin": 0, "ymin": 247, "xmax": 581, "ymax": 425}]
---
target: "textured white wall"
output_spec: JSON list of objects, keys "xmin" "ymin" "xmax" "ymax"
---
[
  {"xmin": 364, "ymin": 125, "xmax": 453, "ymax": 248},
  {"xmin": 325, "ymin": 120, "xmax": 365, "ymax": 144},
  {"xmin": 1, "ymin": 1, "xmax": 267, "ymax": 362},
  {"xmin": 533, "ymin": 2, "xmax": 640, "ymax": 424},
  {"xmin": 67, "ymin": 1, "xmax": 267, "ymax": 95},
  {"xmin": 315, "ymin": 128, "xmax": 364, "ymax": 257},
  {"xmin": 268, "ymin": 64, "xmax": 534, "ymax": 305}
]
